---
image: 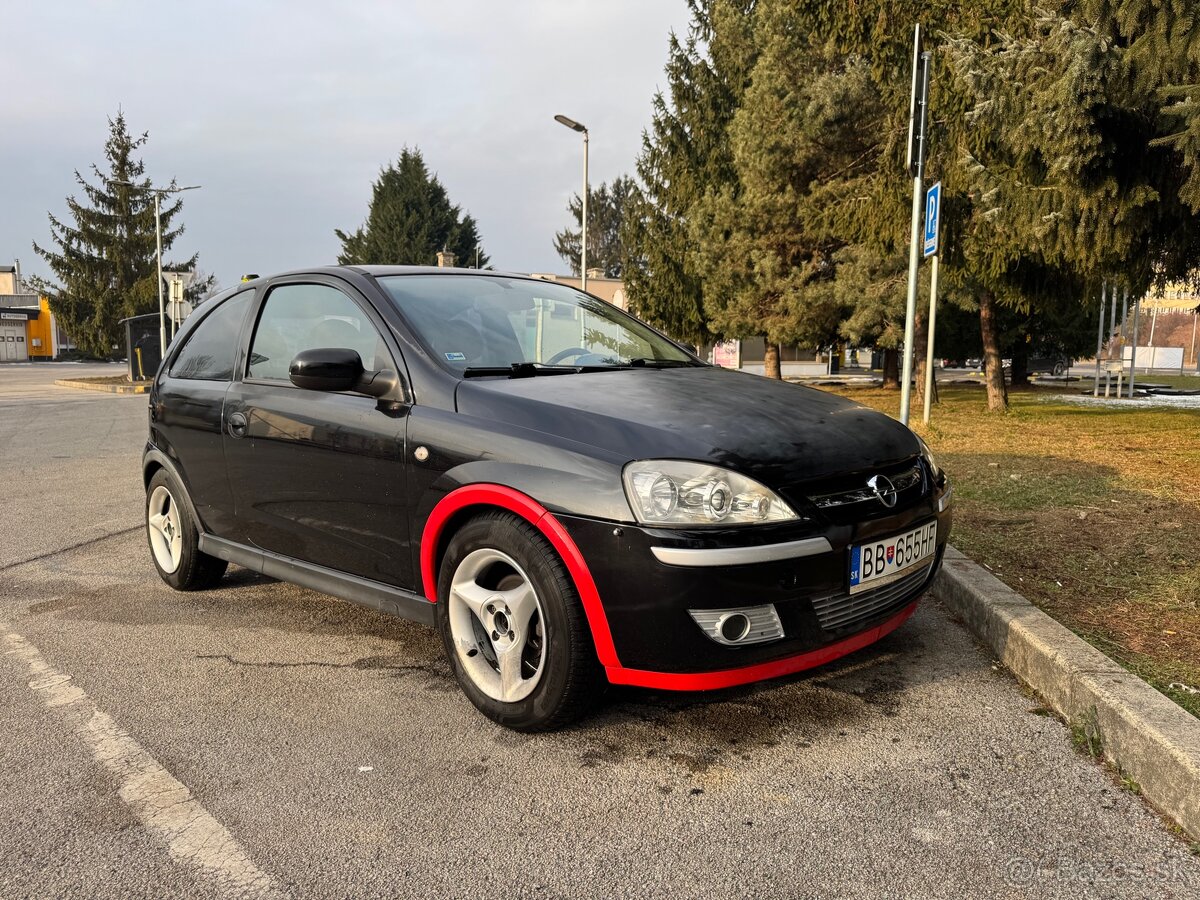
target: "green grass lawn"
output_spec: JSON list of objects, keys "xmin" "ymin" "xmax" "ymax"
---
[{"xmin": 818, "ymin": 381, "xmax": 1200, "ymax": 719}]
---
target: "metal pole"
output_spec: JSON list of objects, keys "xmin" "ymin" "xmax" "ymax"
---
[
  {"xmin": 1129, "ymin": 298, "xmax": 1140, "ymax": 397},
  {"xmin": 922, "ymin": 254, "xmax": 940, "ymax": 425},
  {"xmin": 900, "ymin": 52, "xmax": 931, "ymax": 425},
  {"xmin": 155, "ymin": 193, "xmax": 165, "ymax": 356},
  {"xmin": 170, "ymin": 279, "xmax": 182, "ymax": 341},
  {"xmin": 581, "ymin": 130, "xmax": 589, "ymax": 294},
  {"xmin": 1109, "ymin": 283, "xmax": 1118, "ymax": 356},
  {"xmin": 1190, "ymin": 310, "xmax": 1197, "ymax": 369},
  {"xmin": 1093, "ymin": 281, "xmax": 1106, "ymax": 397},
  {"xmin": 1149, "ymin": 306, "xmax": 1158, "ymax": 347}
]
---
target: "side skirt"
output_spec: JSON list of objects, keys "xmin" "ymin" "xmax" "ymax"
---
[{"xmin": 198, "ymin": 534, "xmax": 435, "ymax": 627}]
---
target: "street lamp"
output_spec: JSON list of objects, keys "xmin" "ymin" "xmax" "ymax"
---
[
  {"xmin": 554, "ymin": 114, "xmax": 589, "ymax": 293},
  {"xmin": 114, "ymin": 179, "xmax": 201, "ymax": 355}
]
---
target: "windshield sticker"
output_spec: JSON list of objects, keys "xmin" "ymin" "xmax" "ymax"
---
[{"xmin": 444, "ymin": 351, "xmax": 467, "ymax": 362}]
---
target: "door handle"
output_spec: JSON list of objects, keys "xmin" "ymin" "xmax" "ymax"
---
[{"xmin": 228, "ymin": 411, "xmax": 248, "ymax": 438}]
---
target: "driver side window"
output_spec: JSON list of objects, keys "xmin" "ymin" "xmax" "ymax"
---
[{"xmin": 247, "ymin": 283, "xmax": 391, "ymax": 381}]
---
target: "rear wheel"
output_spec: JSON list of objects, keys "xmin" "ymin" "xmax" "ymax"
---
[
  {"xmin": 145, "ymin": 468, "xmax": 228, "ymax": 590},
  {"xmin": 436, "ymin": 511, "xmax": 604, "ymax": 731}
]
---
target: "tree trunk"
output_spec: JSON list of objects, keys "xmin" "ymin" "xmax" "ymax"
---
[
  {"xmin": 978, "ymin": 289, "xmax": 1009, "ymax": 411},
  {"xmin": 763, "ymin": 341, "xmax": 782, "ymax": 380},
  {"xmin": 1010, "ymin": 345, "xmax": 1029, "ymax": 387},
  {"xmin": 881, "ymin": 348, "xmax": 900, "ymax": 390},
  {"xmin": 913, "ymin": 308, "xmax": 928, "ymax": 409}
]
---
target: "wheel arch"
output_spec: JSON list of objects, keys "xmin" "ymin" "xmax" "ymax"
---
[
  {"xmin": 143, "ymin": 459, "xmax": 163, "ymax": 488},
  {"xmin": 420, "ymin": 484, "xmax": 621, "ymax": 668},
  {"xmin": 141, "ymin": 448, "xmax": 206, "ymax": 535}
]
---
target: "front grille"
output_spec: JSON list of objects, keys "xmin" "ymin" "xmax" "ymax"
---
[
  {"xmin": 780, "ymin": 459, "xmax": 929, "ymax": 526},
  {"xmin": 810, "ymin": 562, "xmax": 933, "ymax": 632},
  {"xmin": 808, "ymin": 462, "xmax": 923, "ymax": 509}
]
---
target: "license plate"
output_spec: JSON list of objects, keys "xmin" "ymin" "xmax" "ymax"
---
[{"xmin": 849, "ymin": 521, "xmax": 937, "ymax": 594}]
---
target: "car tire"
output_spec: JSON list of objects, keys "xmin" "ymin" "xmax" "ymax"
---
[
  {"xmin": 436, "ymin": 511, "xmax": 604, "ymax": 731},
  {"xmin": 145, "ymin": 468, "xmax": 228, "ymax": 591},
  {"xmin": 1052, "ymin": 362, "xmax": 1066, "ymax": 376}
]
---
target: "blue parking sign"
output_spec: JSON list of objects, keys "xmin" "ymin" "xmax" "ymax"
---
[{"xmin": 924, "ymin": 181, "xmax": 941, "ymax": 257}]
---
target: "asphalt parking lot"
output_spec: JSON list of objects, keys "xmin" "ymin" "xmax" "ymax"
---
[{"xmin": 2, "ymin": 363, "xmax": 1197, "ymax": 899}]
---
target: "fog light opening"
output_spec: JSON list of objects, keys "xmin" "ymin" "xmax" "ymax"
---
[
  {"xmin": 717, "ymin": 612, "xmax": 752, "ymax": 643},
  {"xmin": 688, "ymin": 604, "xmax": 784, "ymax": 646}
]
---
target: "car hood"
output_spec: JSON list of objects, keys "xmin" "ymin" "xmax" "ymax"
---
[{"xmin": 455, "ymin": 366, "xmax": 919, "ymax": 487}]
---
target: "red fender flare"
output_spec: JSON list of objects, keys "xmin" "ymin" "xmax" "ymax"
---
[
  {"xmin": 419, "ymin": 484, "xmax": 621, "ymax": 668},
  {"xmin": 421, "ymin": 484, "xmax": 920, "ymax": 691}
]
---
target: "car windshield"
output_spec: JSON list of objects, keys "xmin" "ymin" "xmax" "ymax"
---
[{"xmin": 377, "ymin": 275, "xmax": 697, "ymax": 372}]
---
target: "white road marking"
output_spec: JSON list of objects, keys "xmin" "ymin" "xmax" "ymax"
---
[{"xmin": 1, "ymin": 624, "xmax": 282, "ymax": 899}]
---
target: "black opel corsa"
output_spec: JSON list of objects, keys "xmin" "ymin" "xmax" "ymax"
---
[{"xmin": 143, "ymin": 267, "xmax": 952, "ymax": 730}]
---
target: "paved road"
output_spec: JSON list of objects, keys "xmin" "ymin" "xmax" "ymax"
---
[{"xmin": 1, "ymin": 363, "xmax": 1196, "ymax": 899}]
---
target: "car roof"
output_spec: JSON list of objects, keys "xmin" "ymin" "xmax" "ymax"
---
[
  {"xmin": 204, "ymin": 266, "xmax": 588, "ymax": 311},
  {"xmin": 239, "ymin": 265, "xmax": 542, "ymax": 285}
]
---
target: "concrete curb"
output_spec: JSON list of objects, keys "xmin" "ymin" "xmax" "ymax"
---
[
  {"xmin": 933, "ymin": 545, "xmax": 1200, "ymax": 842},
  {"xmin": 54, "ymin": 378, "xmax": 149, "ymax": 394}
]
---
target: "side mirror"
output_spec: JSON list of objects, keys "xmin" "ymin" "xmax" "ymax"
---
[
  {"xmin": 289, "ymin": 348, "xmax": 404, "ymax": 401},
  {"xmin": 289, "ymin": 348, "xmax": 364, "ymax": 392}
]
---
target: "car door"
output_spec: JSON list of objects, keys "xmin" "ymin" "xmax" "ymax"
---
[
  {"xmin": 222, "ymin": 276, "xmax": 413, "ymax": 589},
  {"xmin": 152, "ymin": 288, "xmax": 256, "ymax": 538}
]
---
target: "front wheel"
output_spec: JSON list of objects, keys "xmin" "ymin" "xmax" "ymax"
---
[
  {"xmin": 145, "ymin": 468, "xmax": 228, "ymax": 590},
  {"xmin": 436, "ymin": 511, "xmax": 604, "ymax": 731}
]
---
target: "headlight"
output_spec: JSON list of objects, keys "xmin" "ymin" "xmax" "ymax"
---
[
  {"xmin": 917, "ymin": 437, "xmax": 942, "ymax": 480},
  {"xmin": 623, "ymin": 460, "xmax": 799, "ymax": 527}
]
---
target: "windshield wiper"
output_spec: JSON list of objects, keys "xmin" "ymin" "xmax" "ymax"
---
[
  {"xmin": 462, "ymin": 363, "xmax": 590, "ymax": 379},
  {"xmin": 461, "ymin": 359, "xmax": 698, "ymax": 378},
  {"xmin": 626, "ymin": 357, "xmax": 697, "ymax": 368}
]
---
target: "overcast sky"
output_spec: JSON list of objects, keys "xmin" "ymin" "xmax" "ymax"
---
[{"xmin": 2, "ymin": 1, "xmax": 691, "ymax": 290}]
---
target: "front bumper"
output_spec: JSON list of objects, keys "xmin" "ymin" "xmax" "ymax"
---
[{"xmin": 557, "ymin": 486, "xmax": 952, "ymax": 690}]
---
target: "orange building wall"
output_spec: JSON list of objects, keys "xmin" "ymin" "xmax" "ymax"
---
[{"xmin": 26, "ymin": 297, "xmax": 55, "ymax": 358}]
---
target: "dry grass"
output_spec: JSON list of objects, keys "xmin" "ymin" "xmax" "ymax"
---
[
  {"xmin": 64, "ymin": 375, "xmax": 134, "ymax": 385},
  {"xmin": 818, "ymin": 381, "xmax": 1200, "ymax": 718}
]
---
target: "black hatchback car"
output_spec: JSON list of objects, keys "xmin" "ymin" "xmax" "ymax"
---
[{"xmin": 143, "ymin": 267, "xmax": 952, "ymax": 730}]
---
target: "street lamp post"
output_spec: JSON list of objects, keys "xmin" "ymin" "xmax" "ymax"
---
[
  {"xmin": 154, "ymin": 192, "xmax": 164, "ymax": 353},
  {"xmin": 554, "ymin": 114, "xmax": 589, "ymax": 293},
  {"xmin": 115, "ymin": 179, "xmax": 201, "ymax": 355}
]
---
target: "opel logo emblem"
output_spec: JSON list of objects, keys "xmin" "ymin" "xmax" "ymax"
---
[{"xmin": 867, "ymin": 474, "xmax": 898, "ymax": 508}]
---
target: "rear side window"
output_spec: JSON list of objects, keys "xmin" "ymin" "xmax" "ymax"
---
[
  {"xmin": 169, "ymin": 290, "xmax": 253, "ymax": 381},
  {"xmin": 247, "ymin": 283, "xmax": 390, "ymax": 381}
]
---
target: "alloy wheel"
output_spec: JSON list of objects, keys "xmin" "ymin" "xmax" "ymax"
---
[
  {"xmin": 147, "ymin": 485, "xmax": 183, "ymax": 574},
  {"xmin": 447, "ymin": 548, "xmax": 546, "ymax": 703}
]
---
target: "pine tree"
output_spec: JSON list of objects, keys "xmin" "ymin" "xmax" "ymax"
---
[
  {"xmin": 738, "ymin": 0, "xmax": 1044, "ymax": 409},
  {"xmin": 336, "ymin": 148, "xmax": 487, "ymax": 268},
  {"xmin": 622, "ymin": 0, "xmax": 758, "ymax": 347},
  {"xmin": 691, "ymin": 0, "xmax": 888, "ymax": 378},
  {"xmin": 30, "ymin": 112, "xmax": 202, "ymax": 357},
  {"xmin": 943, "ymin": 5, "xmax": 1200, "ymax": 407},
  {"xmin": 553, "ymin": 176, "xmax": 636, "ymax": 278},
  {"xmin": 1080, "ymin": 0, "xmax": 1200, "ymax": 211}
]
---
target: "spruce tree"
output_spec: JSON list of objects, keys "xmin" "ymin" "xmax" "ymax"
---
[
  {"xmin": 691, "ymin": 0, "xmax": 887, "ymax": 378},
  {"xmin": 944, "ymin": 5, "xmax": 1200, "ymax": 407},
  {"xmin": 336, "ymin": 148, "xmax": 487, "ymax": 267},
  {"xmin": 31, "ymin": 112, "xmax": 201, "ymax": 357},
  {"xmin": 553, "ymin": 176, "xmax": 636, "ymax": 278},
  {"xmin": 1080, "ymin": 0, "xmax": 1200, "ymax": 211},
  {"xmin": 739, "ymin": 0, "xmax": 1032, "ymax": 409},
  {"xmin": 622, "ymin": 0, "xmax": 757, "ymax": 347}
]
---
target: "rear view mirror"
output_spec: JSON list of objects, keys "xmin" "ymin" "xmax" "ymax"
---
[
  {"xmin": 289, "ymin": 348, "xmax": 364, "ymax": 392},
  {"xmin": 289, "ymin": 347, "xmax": 403, "ymax": 401}
]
